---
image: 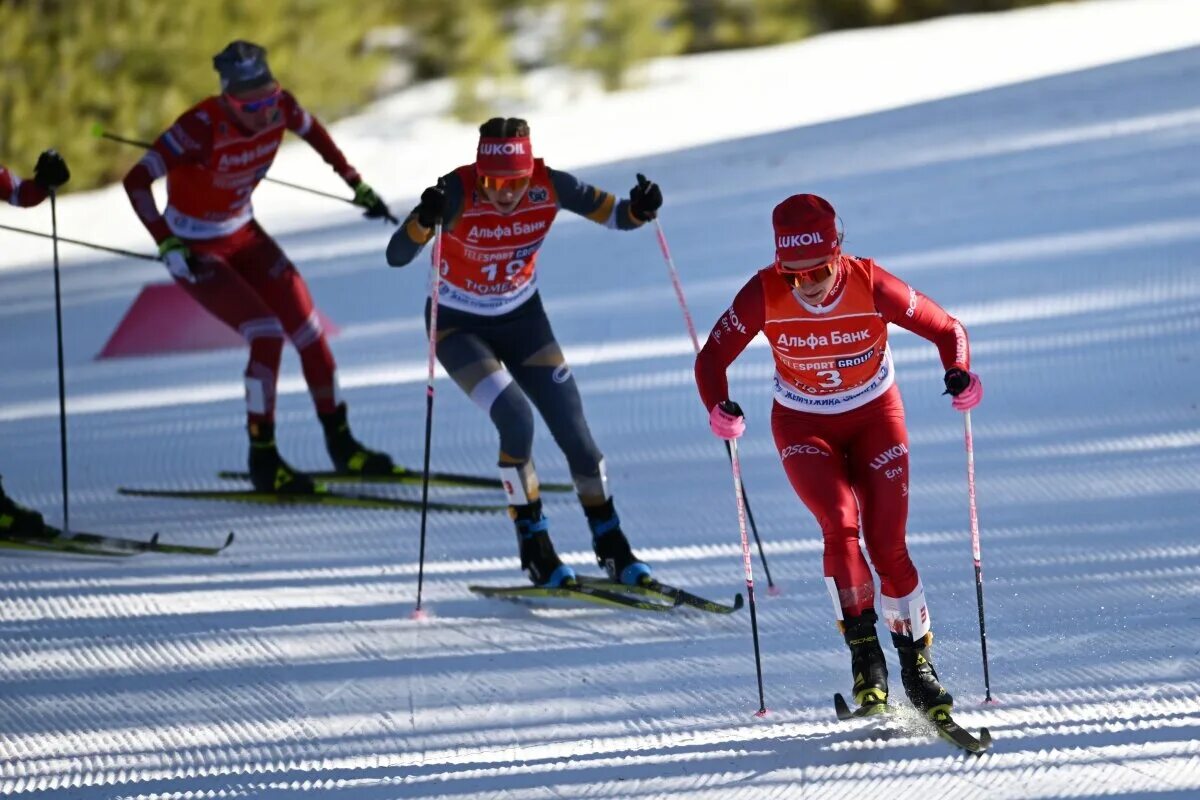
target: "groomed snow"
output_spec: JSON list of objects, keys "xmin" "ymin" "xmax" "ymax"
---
[{"xmin": 2, "ymin": 0, "xmax": 1199, "ymax": 797}]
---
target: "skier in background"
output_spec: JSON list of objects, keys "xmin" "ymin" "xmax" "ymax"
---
[
  {"xmin": 386, "ymin": 117, "xmax": 663, "ymax": 588},
  {"xmin": 123, "ymin": 40, "xmax": 395, "ymax": 494},
  {"xmin": 695, "ymin": 193, "xmax": 983, "ymax": 718},
  {"xmin": 0, "ymin": 150, "xmax": 70, "ymax": 539}
]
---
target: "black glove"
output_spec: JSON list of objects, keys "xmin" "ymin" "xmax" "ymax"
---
[
  {"xmin": 943, "ymin": 367, "xmax": 971, "ymax": 397},
  {"xmin": 34, "ymin": 149, "xmax": 70, "ymax": 190},
  {"xmin": 352, "ymin": 181, "xmax": 396, "ymax": 223},
  {"xmin": 718, "ymin": 399, "xmax": 744, "ymax": 418},
  {"xmin": 628, "ymin": 172, "xmax": 662, "ymax": 222},
  {"xmin": 416, "ymin": 180, "xmax": 447, "ymax": 228}
]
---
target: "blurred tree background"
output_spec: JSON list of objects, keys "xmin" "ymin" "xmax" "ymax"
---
[{"xmin": 0, "ymin": 0, "xmax": 1068, "ymax": 191}]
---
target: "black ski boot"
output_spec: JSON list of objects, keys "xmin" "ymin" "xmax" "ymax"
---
[
  {"xmin": 0, "ymin": 476, "xmax": 46, "ymax": 538},
  {"xmin": 844, "ymin": 611, "xmax": 889, "ymax": 712},
  {"xmin": 894, "ymin": 631, "xmax": 954, "ymax": 716},
  {"xmin": 512, "ymin": 499, "xmax": 575, "ymax": 588},
  {"xmin": 248, "ymin": 422, "xmax": 316, "ymax": 494},
  {"xmin": 320, "ymin": 403, "xmax": 395, "ymax": 475},
  {"xmin": 586, "ymin": 498, "xmax": 652, "ymax": 586}
]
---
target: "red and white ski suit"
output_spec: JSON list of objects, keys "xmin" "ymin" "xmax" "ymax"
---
[
  {"xmin": 0, "ymin": 165, "xmax": 49, "ymax": 208},
  {"xmin": 123, "ymin": 91, "xmax": 360, "ymax": 422},
  {"xmin": 695, "ymin": 256, "xmax": 970, "ymax": 638}
]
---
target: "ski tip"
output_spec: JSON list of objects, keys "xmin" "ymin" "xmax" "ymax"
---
[
  {"xmin": 223, "ymin": 531, "xmax": 236, "ymax": 548},
  {"xmin": 767, "ymin": 584, "xmax": 783, "ymax": 597},
  {"xmin": 732, "ymin": 593, "xmax": 745, "ymax": 610},
  {"xmin": 149, "ymin": 532, "xmax": 161, "ymax": 546},
  {"xmin": 978, "ymin": 727, "xmax": 993, "ymax": 752},
  {"xmin": 833, "ymin": 693, "xmax": 853, "ymax": 720}
]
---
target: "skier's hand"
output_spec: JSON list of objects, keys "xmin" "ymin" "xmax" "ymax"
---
[
  {"xmin": 943, "ymin": 368, "xmax": 982, "ymax": 411},
  {"xmin": 159, "ymin": 237, "xmax": 198, "ymax": 283},
  {"xmin": 353, "ymin": 181, "xmax": 397, "ymax": 224},
  {"xmin": 709, "ymin": 400, "xmax": 745, "ymax": 440},
  {"xmin": 416, "ymin": 180, "xmax": 447, "ymax": 228},
  {"xmin": 628, "ymin": 173, "xmax": 662, "ymax": 222},
  {"xmin": 33, "ymin": 149, "xmax": 70, "ymax": 190}
]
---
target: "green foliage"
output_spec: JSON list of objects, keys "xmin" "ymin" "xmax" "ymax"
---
[
  {"xmin": 0, "ymin": 0, "xmax": 1068, "ymax": 192},
  {"xmin": 406, "ymin": 0, "xmax": 521, "ymax": 120},
  {"xmin": 560, "ymin": 0, "xmax": 687, "ymax": 91},
  {"xmin": 683, "ymin": 0, "xmax": 817, "ymax": 52}
]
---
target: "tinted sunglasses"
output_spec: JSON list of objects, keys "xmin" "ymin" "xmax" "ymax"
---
[
  {"xmin": 226, "ymin": 88, "xmax": 281, "ymax": 113},
  {"xmin": 479, "ymin": 174, "xmax": 531, "ymax": 192},
  {"xmin": 779, "ymin": 261, "xmax": 835, "ymax": 283}
]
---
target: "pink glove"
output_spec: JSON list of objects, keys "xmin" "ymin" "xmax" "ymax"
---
[
  {"xmin": 709, "ymin": 401, "xmax": 746, "ymax": 440},
  {"xmin": 951, "ymin": 372, "xmax": 983, "ymax": 411}
]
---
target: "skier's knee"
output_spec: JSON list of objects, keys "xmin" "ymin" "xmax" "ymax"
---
[{"xmin": 490, "ymin": 383, "xmax": 534, "ymax": 461}]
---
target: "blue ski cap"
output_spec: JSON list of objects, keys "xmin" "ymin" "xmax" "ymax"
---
[{"xmin": 213, "ymin": 40, "xmax": 275, "ymax": 94}]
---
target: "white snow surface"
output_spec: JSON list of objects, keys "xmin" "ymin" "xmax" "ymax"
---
[{"xmin": 2, "ymin": 0, "xmax": 1200, "ymax": 797}]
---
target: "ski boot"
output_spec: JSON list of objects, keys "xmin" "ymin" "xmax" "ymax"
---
[
  {"xmin": 248, "ymin": 422, "xmax": 316, "ymax": 494},
  {"xmin": 894, "ymin": 631, "xmax": 954, "ymax": 717},
  {"xmin": 843, "ymin": 611, "xmax": 889, "ymax": 714},
  {"xmin": 512, "ymin": 499, "xmax": 576, "ymax": 588},
  {"xmin": 587, "ymin": 498, "xmax": 652, "ymax": 586},
  {"xmin": 320, "ymin": 403, "xmax": 395, "ymax": 476},
  {"xmin": 0, "ymin": 476, "xmax": 46, "ymax": 538}
]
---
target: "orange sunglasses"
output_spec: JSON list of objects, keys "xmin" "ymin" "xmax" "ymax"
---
[{"xmin": 479, "ymin": 174, "xmax": 531, "ymax": 192}]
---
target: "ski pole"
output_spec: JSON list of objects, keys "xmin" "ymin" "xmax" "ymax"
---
[
  {"xmin": 652, "ymin": 218, "xmax": 778, "ymax": 593},
  {"xmin": 412, "ymin": 221, "xmax": 444, "ymax": 620},
  {"xmin": 729, "ymin": 438, "xmax": 768, "ymax": 716},
  {"xmin": 0, "ymin": 221, "xmax": 158, "ymax": 262},
  {"xmin": 92, "ymin": 124, "xmax": 398, "ymax": 223},
  {"xmin": 48, "ymin": 191, "xmax": 71, "ymax": 537},
  {"xmin": 963, "ymin": 409, "xmax": 994, "ymax": 702}
]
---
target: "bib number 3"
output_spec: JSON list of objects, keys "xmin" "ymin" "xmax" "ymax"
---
[{"xmin": 815, "ymin": 369, "xmax": 843, "ymax": 389}]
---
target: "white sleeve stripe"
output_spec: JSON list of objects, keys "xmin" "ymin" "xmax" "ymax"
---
[
  {"xmin": 295, "ymin": 110, "xmax": 313, "ymax": 137},
  {"xmin": 603, "ymin": 205, "xmax": 619, "ymax": 230},
  {"xmin": 8, "ymin": 176, "xmax": 22, "ymax": 206},
  {"xmin": 138, "ymin": 151, "xmax": 167, "ymax": 179}
]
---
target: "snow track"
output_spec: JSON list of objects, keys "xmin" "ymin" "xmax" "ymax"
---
[{"xmin": 3, "ymin": 6, "xmax": 1200, "ymax": 797}]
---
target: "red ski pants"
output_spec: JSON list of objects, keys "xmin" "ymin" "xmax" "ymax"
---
[
  {"xmin": 770, "ymin": 385, "xmax": 920, "ymax": 619},
  {"xmin": 178, "ymin": 221, "xmax": 338, "ymax": 423}
]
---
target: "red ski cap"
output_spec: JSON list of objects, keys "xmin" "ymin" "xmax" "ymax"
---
[
  {"xmin": 773, "ymin": 194, "xmax": 839, "ymax": 268},
  {"xmin": 476, "ymin": 136, "xmax": 534, "ymax": 177}
]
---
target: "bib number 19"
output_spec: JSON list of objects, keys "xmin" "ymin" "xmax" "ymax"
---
[{"xmin": 481, "ymin": 258, "xmax": 526, "ymax": 282}]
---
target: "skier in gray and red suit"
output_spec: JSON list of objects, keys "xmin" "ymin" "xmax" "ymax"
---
[
  {"xmin": 123, "ymin": 40, "xmax": 395, "ymax": 493},
  {"xmin": 387, "ymin": 117, "xmax": 663, "ymax": 589},
  {"xmin": 0, "ymin": 150, "xmax": 70, "ymax": 538},
  {"xmin": 696, "ymin": 193, "xmax": 983, "ymax": 719}
]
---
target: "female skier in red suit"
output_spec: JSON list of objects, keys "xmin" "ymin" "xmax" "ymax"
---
[{"xmin": 695, "ymin": 194, "xmax": 983, "ymax": 717}]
